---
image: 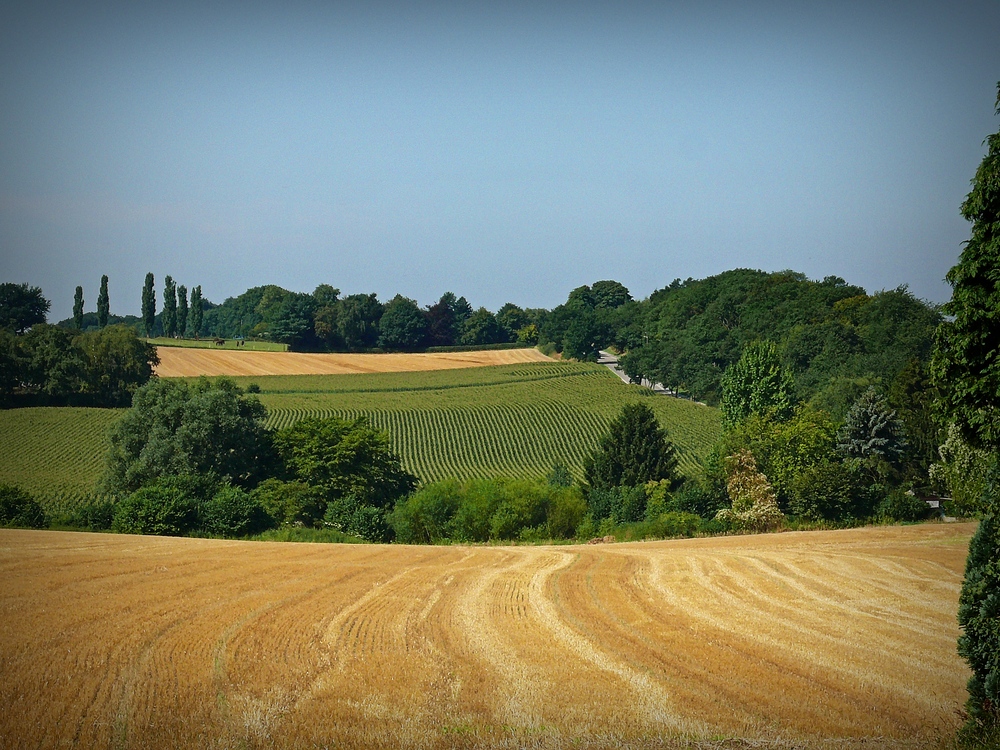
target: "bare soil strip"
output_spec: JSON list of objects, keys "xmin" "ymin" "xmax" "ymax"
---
[
  {"xmin": 153, "ymin": 347, "xmax": 551, "ymax": 378},
  {"xmin": 0, "ymin": 523, "xmax": 973, "ymax": 749}
]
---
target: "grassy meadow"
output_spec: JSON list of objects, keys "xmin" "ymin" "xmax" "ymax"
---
[
  {"xmin": 146, "ymin": 336, "xmax": 288, "ymax": 351},
  {"xmin": 0, "ymin": 361, "xmax": 720, "ymax": 509}
]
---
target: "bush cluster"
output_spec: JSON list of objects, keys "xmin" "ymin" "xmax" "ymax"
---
[
  {"xmin": 389, "ymin": 478, "xmax": 587, "ymax": 544},
  {"xmin": 0, "ymin": 484, "xmax": 46, "ymax": 529}
]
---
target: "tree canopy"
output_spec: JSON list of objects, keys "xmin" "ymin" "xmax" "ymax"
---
[
  {"xmin": 0, "ymin": 282, "xmax": 49, "ymax": 334},
  {"xmin": 720, "ymin": 341, "xmax": 795, "ymax": 428},
  {"xmin": 102, "ymin": 377, "xmax": 274, "ymax": 495}
]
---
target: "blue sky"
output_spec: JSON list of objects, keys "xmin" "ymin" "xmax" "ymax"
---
[{"xmin": 2, "ymin": 1, "xmax": 999, "ymax": 321}]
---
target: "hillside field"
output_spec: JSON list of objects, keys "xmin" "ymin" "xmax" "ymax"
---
[
  {"xmin": 0, "ymin": 362, "xmax": 719, "ymax": 507},
  {"xmin": 154, "ymin": 345, "xmax": 551, "ymax": 377},
  {"xmin": 0, "ymin": 522, "xmax": 974, "ymax": 749},
  {"xmin": 0, "ymin": 407, "xmax": 123, "ymax": 511}
]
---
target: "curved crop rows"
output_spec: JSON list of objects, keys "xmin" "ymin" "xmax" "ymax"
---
[
  {"xmin": 262, "ymin": 365, "xmax": 718, "ymax": 482},
  {"xmin": 0, "ymin": 364, "xmax": 719, "ymax": 506},
  {"xmin": 0, "ymin": 523, "xmax": 973, "ymax": 749},
  {"xmin": 0, "ymin": 407, "xmax": 122, "ymax": 509}
]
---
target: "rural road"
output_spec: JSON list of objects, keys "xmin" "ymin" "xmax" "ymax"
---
[{"xmin": 598, "ymin": 350, "xmax": 672, "ymax": 394}]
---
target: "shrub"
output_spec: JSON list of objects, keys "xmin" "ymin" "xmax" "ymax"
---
[
  {"xmin": 450, "ymin": 479, "xmax": 504, "ymax": 542},
  {"xmin": 0, "ymin": 484, "xmax": 46, "ymax": 529},
  {"xmin": 489, "ymin": 480, "xmax": 548, "ymax": 540},
  {"xmin": 64, "ymin": 497, "xmax": 116, "ymax": 530},
  {"xmin": 200, "ymin": 485, "xmax": 270, "ymax": 537},
  {"xmin": 875, "ymin": 489, "xmax": 930, "ymax": 523},
  {"xmin": 789, "ymin": 459, "xmax": 859, "ymax": 521},
  {"xmin": 715, "ymin": 449, "xmax": 784, "ymax": 532},
  {"xmin": 388, "ymin": 481, "xmax": 462, "ymax": 544},
  {"xmin": 112, "ymin": 484, "xmax": 199, "ymax": 536},
  {"xmin": 324, "ymin": 495, "xmax": 391, "ymax": 542},
  {"xmin": 251, "ymin": 479, "xmax": 324, "ymax": 527},
  {"xmin": 546, "ymin": 487, "xmax": 587, "ymax": 539},
  {"xmin": 646, "ymin": 511, "xmax": 702, "ymax": 539}
]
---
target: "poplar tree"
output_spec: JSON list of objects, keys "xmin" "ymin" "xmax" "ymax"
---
[
  {"xmin": 73, "ymin": 286, "xmax": 84, "ymax": 329},
  {"xmin": 97, "ymin": 275, "xmax": 110, "ymax": 329},
  {"xmin": 177, "ymin": 285, "xmax": 188, "ymax": 337},
  {"xmin": 162, "ymin": 276, "xmax": 177, "ymax": 338},
  {"xmin": 141, "ymin": 273, "xmax": 155, "ymax": 338},
  {"xmin": 189, "ymin": 285, "xmax": 203, "ymax": 338}
]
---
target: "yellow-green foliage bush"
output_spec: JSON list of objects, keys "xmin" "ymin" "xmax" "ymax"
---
[{"xmin": 716, "ymin": 449, "xmax": 784, "ymax": 532}]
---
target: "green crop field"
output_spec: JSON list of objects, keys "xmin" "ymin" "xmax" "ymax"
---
[
  {"xmin": 225, "ymin": 362, "xmax": 721, "ymax": 483},
  {"xmin": 146, "ymin": 337, "xmax": 288, "ymax": 351},
  {"xmin": 0, "ymin": 362, "xmax": 721, "ymax": 507},
  {"xmin": 0, "ymin": 407, "xmax": 123, "ymax": 511}
]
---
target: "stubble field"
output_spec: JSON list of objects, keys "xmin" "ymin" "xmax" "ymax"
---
[
  {"xmin": 153, "ymin": 346, "xmax": 552, "ymax": 377},
  {"xmin": 0, "ymin": 522, "xmax": 973, "ymax": 749}
]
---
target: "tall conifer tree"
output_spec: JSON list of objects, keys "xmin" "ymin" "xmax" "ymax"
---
[
  {"xmin": 73, "ymin": 286, "xmax": 84, "ymax": 329},
  {"xmin": 141, "ymin": 273, "xmax": 155, "ymax": 338},
  {"xmin": 97, "ymin": 275, "xmax": 110, "ymax": 329}
]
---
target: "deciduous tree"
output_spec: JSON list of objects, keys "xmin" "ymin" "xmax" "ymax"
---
[
  {"xmin": 378, "ymin": 295, "xmax": 427, "ymax": 351},
  {"xmin": 102, "ymin": 377, "xmax": 273, "ymax": 495},
  {"xmin": 720, "ymin": 341, "xmax": 795, "ymax": 428},
  {"xmin": 0, "ymin": 282, "xmax": 49, "ymax": 334}
]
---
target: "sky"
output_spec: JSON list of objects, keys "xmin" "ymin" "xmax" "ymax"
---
[{"xmin": 2, "ymin": 1, "xmax": 999, "ymax": 322}]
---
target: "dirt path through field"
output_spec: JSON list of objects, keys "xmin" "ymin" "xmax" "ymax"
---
[
  {"xmin": 0, "ymin": 524, "xmax": 974, "ymax": 749},
  {"xmin": 154, "ymin": 347, "xmax": 551, "ymax": 377}
]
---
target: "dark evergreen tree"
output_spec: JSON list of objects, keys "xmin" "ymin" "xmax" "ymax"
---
[
  {"xmin": 162, "ymin": 276, "xmax": 177, "ymax": 338},
  {"xmin": 141, "ymin": 273, "xmax": 155, "ymax": 338},
  {"xmin": 96, "ymin": 275, "xmax": 109, "ymax": 329},
  {"xmin": 836, "ymin": 387, "xmax": 905, "ymax": 467},
  {"xmin": 73, "ymin": 286, "xmax": 84, "ymax": 330},
  {"xmin": 584, "ymin": 402, "xmax": 680, "ymax": 491},
  {"xmin": 189, "ymin": 285, "xmax": 203, "ymax": 337},
  {"xmin": 176, "ymin": 285, "xmax": 188, "ymax": 337}
]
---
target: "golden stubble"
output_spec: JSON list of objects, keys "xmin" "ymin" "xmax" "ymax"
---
[
  {"xmin": 0, "ymin": 524, "xmax": 973, "ymax": 749},
  {"xmin": 153, "ymin": 347, "xmax": 553, "ymax": 378}
]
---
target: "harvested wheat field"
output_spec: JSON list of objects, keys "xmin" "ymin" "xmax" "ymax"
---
[
  {"xmin": 154, "ymin": 346, "xmax": 551, "ymax": 377},
  {"xmin": 0, "ymin": 523, "xmax": 974, "ymax": 749}
]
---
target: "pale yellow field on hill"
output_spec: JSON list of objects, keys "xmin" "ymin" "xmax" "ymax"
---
[
  {"xmin": 0, "ymin": 523, "xmax": 973, "ymax": 749},
  {"xmin": 154, "ymin": 346, "xmax": 551, "ymax": 377}
]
